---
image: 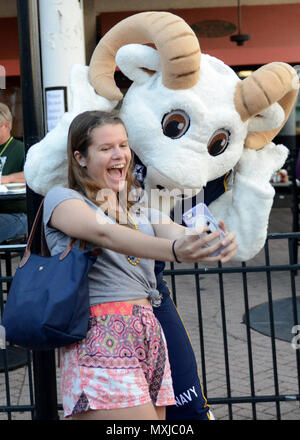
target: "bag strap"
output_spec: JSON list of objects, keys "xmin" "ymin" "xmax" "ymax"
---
[
  {"xmin": 20, "ymin": 199, "xmax": 101, "ymax": 267},
  {"xmin": 20, "ymin": 200, "xmax": 45, "ymax": 267}
]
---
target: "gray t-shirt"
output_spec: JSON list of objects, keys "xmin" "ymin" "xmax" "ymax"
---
[{"xmin": 43, "ymin": 186, "xmax": 161, "ymax": 306}]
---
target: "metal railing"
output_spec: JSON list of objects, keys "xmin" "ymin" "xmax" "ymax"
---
[
  {"xmin": 1, "ymin": 234, "xmax": 300, "ymax": 420},
  {"xmin": 0, "ymin": 244, "xmax": 35, "ymax": 420},
  {"xmin": 164, "ymin": 232, "xmax": 300, "ymax": 420}
]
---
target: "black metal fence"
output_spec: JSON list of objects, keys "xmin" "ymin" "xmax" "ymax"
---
[
  {"xmin": 1, "ymin": 233, "xmax": 300, "ymax": 420},
  {"xmin": 165, "ymin": 232, "xmax": 300, "ymax": 420}
]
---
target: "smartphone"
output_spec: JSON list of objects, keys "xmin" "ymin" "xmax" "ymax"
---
[{"xmin": 182, "ymin": 203, "xmax": 227, "ymax": 257}]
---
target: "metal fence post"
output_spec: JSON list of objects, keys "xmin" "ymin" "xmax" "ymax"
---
[{"xmin": 16, "ymin": 0, "xmax": 59, "ymax": 420}]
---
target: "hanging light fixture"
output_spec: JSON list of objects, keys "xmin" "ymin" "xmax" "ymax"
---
[{"xmin": 230, "ymin": 0, "xmax": 250, "ymax": 46}]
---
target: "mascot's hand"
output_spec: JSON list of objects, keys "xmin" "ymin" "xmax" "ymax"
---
[
  {"xmin": 235, "ymin": 143, "xmax": 289, "ymax": 183},
  {"xmin": 70, "ymin": 64, "xmax": 117, "ymax": 114}
]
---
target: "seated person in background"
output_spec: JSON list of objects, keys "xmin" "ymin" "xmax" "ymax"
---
[{"xmin": 0, "ymin": 103, "xmax": 27, "ymax": 243}]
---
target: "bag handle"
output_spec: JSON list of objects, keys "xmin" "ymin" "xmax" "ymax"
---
[
  {"xmin": 20, "ymin": 199, "xmax": 101, "ymax": 268},
  {"xmin": 20, "ymin": 200, "xmax": 45, "ymax": 267}
]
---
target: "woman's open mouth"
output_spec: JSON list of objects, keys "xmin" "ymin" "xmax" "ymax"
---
[{"xmin": 107, "ymin": 164, "xmax": 126, "ymax": 181}]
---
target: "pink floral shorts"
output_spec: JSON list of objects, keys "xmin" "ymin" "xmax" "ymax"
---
[{"xmin": 60, "ymin": 302, "xmax": 175, "ymax": 417}]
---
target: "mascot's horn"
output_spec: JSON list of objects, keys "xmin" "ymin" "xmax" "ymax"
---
[
  {"xmin": 89, "ymin": 11, "xmax": 201, "ymax": 101},
  {"xmin": 234, "ymin": 62, "xmax": 299, "ymax": 150}
]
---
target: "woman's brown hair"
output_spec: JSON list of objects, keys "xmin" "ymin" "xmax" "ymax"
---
[{"xmin": 67, "ymin": 110, "xmax": 140, "ymax": 225}]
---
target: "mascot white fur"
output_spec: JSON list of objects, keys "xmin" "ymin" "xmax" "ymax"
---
[{"xmin": 24, "ymin": 11, "xmax": 299, "ymax": 261}]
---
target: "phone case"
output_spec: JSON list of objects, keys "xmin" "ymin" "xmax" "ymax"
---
[{"xmin": 182, "ymin": 203, "xmax": 226, "ymax": 256}]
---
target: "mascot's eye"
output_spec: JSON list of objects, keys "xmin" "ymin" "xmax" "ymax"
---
[
  {"xmin": 162, "ymin": 110, "xmax": 190, "ymax": 139},
  {"xmin": 207, "ymin": 129, "xmax": 230, "ymax": 156}
]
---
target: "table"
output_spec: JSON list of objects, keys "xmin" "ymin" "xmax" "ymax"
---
[{"xmin": 0, "ymin": 190, "xmax": 26, "ymax": 201}]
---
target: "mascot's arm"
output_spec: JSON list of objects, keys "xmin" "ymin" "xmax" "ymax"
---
[{"xmin": 209, "ymin": 142, "xmax": 289, "ymax": 261}]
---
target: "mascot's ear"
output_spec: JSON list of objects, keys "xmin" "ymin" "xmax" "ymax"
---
[
  {"xmin": 116, "ymin": 44, "xmax": 161, "ymax": 85},
  {"xmin": 234, "ymin": 62, "xmax": 299, "ymax": 150}
]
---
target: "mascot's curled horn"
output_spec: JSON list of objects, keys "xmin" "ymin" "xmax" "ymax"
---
[{"xmin": 24, "ymin": 11, "xmax": 299, "ymax": 261}]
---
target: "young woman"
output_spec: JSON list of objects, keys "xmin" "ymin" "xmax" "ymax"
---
[{"xmin": 43, "ymin": 110, "xmax": 238, "ymax": 420}]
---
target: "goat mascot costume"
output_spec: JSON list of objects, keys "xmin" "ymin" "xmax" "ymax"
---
[{"xmin": 24, "ymin": 12, "xmax": 299, "ymax": 419}]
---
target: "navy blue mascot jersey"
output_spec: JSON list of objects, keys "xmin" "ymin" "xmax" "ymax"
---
[{"xmin": 133, "ymin": 154, "xmax": 231, "ymax": 420}]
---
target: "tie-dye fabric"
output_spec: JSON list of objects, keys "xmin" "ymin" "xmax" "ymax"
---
[{"xmin": 60, "ymin": 302, "xmax": 175, "ymax": 417}]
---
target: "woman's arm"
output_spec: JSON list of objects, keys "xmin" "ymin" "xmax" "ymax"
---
[
  {"xmin": 50, "ymin": 198, "xmax": 230, "ymax": 263},
  {"xmin": 151, "ymin": 212, "xmax": 238, "ymax": 263},
  {"xmin": 1, "ymin": 171, "xmax": 25, "ymax": 184}
]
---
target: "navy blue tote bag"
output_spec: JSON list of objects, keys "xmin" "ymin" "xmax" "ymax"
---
[{"xmin": 2, "ymin": 200, "xmax": 100, "ymax": 350}]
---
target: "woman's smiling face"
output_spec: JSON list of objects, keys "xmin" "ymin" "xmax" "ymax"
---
[{"xmin": 76, "ymin": 123, "xmax": 131, "ymax": 193}]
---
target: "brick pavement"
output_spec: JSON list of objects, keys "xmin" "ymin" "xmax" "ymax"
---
[{"xmin": 1, "ymin": 206, "xmax": 300, "ymax": 420}]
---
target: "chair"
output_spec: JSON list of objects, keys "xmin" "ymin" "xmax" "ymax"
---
[{"xmin": 0, "ymin": 235, "xmax": 27, "ymax": 294}]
